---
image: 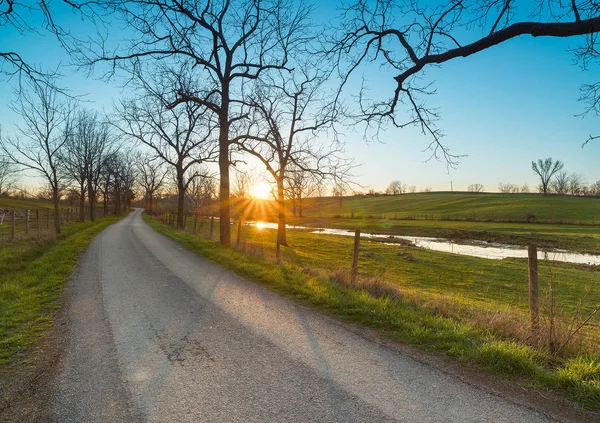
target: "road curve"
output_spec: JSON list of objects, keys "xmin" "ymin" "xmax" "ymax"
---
[{"xmin": 53, "ymin": 209, "xmax": 557, "ymax": 422}]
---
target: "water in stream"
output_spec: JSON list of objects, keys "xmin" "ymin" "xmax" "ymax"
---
[{"xmin": 246, "ymin": 221, "xmax": 600, "ymax": 265}]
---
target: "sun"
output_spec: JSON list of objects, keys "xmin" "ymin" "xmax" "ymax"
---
[{"xmin": 251, "ymin": 181, "xmax": 271, "ymax": 200}]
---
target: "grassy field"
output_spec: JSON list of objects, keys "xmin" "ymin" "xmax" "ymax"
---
[
  {"xmin": 148, "ymin": 213, "xmax": 600, "ymax": 409},
  {"xmin": 0, "ymin": 214, "xmax": 124, "ymax": 370},
  {"xmin": 157, "ymin": 192, "xmax": 600, "ymax": 253},
  {"xmin": 300, "ymin": 192, "xmax": 600, "ymax": 224}
]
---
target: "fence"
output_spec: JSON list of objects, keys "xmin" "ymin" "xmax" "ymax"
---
[
  {"xmin": 156, "ymin": 211, "xmax": 599, "ymax": 356},
  {"xmin": 0, "ymin": 206, "xmax": 106, "ymax": 243}
]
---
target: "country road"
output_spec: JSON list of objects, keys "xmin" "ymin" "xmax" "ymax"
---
[{"xmin": 49, "ymin": 209, "xmax": 567, "ymax": 422}]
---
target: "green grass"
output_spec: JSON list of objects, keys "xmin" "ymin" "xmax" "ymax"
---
[
  {"xmin": 0, "ymin": 215, "xmax": 124, "ymax": 370},
  {"xmin": 0, "ymin": 197, "xmax": 61, "ymax": 210},
  {"xmin": 300, "ymin": 192, "xmax": 600, "ymax": 224},
  {"xmin": 147, "ymin": 213, "xmax": 600, "ymax": 409}
]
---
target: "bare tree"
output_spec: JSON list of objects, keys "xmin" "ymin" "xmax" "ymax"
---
[
  {"xmin": 386, "ymin": 180, "xmax": 406, "ymax": 195},
  {"xmin": 116, "ymin": 67, "xmax": 217, "ymax": 229},
  {"xmin": 498, "ymin": 183, "xmax": 520, "ymax": 193},
  {"xmin": 520, "ymin": 184, "xmax": 530, "ymax": 194},
  {"xmin": 468, "ymin": 184, "xmax": 484, "ymax": 193},
  {"xmin": 0, "ymin": 156, "xmax": 17, "ymax": 195},
  {"xmin": 332, "ymin": 2, "xmax": 600, "ymax": 159},
  {"xmin": 551, "ymin": 170, "xmax": 570, "ymax": 195},
  {"xmin": 568, "ymin": 173, "xmax": 586, "ymax": 196},
  {"xmin": 332, "ymin": 183, "xmax": 347, "ymax": 207},
  {"xmin": 88, "ymin": 0, "xmax": 313, "ymax": 247},
  {"xmin": 232, "ymin": 67, "xmax": 351, "ymax": 256},
  {"xmin": 231, "ymin": 171, "xmax": 255, "ymax": 200},
  {"xmin": 286, "ymin": 165, "xmax": 319, "ymax": 218},
  {"xmin": 136, "ymin": 155, "xmax": 167, "ymax": 214},
  {"xmin": 532, "ymin": 158, "xmax": 564, "ymax": 195},
  {"xmin": 0, "ymin": 83, "xmax": 72, "ymax": 234},
  {"xmin": 0, "ymin": 2, "xmax": 100, "ymax": 92},
  {"xmin": 186, "ymin": 169, "xmax": 217, "ymax": 217}
]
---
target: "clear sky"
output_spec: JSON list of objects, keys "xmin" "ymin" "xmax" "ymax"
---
[{"xmin": 1, "ymin": 1, "xmax": 598, "ymax": 193}]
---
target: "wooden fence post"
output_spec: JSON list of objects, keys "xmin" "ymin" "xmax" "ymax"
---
[
  {"xmin": 351, "ymin": 229, "xmax": 360, "ymax": 281},
  {"xmin": 237, "ymin": 219, "xmax": 242, "ymax": 247},
  {"xmin": 528, "ymin": 245, "xmax": 539, "ymax": 336},
  {"xmin": 46, "ymin": 208, "xmax": 50, "ymax": 229},
  {"xmin": 210, "ymin": 216, "xmax": 214, "ymax": 240},
  {"xmin": 193, "ymin": 213, "xmax": 198, "ymax": 234},
  {"xmin": 36, "ymin": 209, "xmax": 39, "ymax": 233},
  {"xmin": 25, "ymin": 210, "xmax": 30, "ymax": 235}
]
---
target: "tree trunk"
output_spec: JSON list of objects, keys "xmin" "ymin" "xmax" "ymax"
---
[
  {"xmin": 299, "ymin": 196, "xmax": 303, "ymax": 218},
  {"xmin": 52, "ymin": 187, "xmax": 61, "ymax": 235},
  {"xmin": 103, "ymin": 190, "xmax": 109, "ymax": 216},
  {"xmin": 148, "ymin": 194, "xmax": 153, "ymax": 214},
  {"xmin": 177, "ymin": 170, "xmax": 185, "ymax": 230},
  {"xmin": 218, "ymin": 109, "xmax": 231, "ymax": 247},
  {"xmin": 276, "ymin": 177, "xmax": 287, "ymax": 259},
  {"xmin": 89, "ymin": 188, "xmax": 96, "ymax": 221},
  {"xmin": 79, "ymin": 183, "xmax": 86, "ymax": 222}
]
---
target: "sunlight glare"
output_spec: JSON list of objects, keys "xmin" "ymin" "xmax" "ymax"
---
[
  {"xmin": 251, "ymin": 181, "xmax": 271, "ymax": 200},
  {"xmin": 256, "ymin": 221, "xmax": 267, "ymax": 230}
]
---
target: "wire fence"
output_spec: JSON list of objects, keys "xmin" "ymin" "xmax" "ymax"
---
[
  {"xmin": 0, "ymin": 206, "xmax": 107, "ymax": 243},
  {"xmin": 155, "ymin": 211, "xmax": 600, "ymax": 357}
]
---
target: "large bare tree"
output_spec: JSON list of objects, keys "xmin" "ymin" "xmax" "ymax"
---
[
  {"xmin": 0, "ymin": 83, "xmax": 72, "ymax": 234},
  {"xmin": 87, "ymin": 0, "xmax": 313, "ymax": 246},
  {"xmin": 116, "ymin": 67, "xmax": 217, "ymax": 229},
  {"xmin": 532, "ymin": 157, "xmax": 564, "ymax": 195},
  {"xmin": 332, "ymin": 1, "xmax": 600, "ymax": 159},
  {"xmin": 233, "ymin": 68, "xmax": 352, "ymax": 258}
]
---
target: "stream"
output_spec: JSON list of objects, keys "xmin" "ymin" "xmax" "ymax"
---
[{"xmin": 247, "ymin": 221, "xmax": 600, "ymax": 265}]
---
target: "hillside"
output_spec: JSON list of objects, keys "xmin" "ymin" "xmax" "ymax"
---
[{"xmin": 299, "ymin": 192, "xmax": 600, "ymax": 224}]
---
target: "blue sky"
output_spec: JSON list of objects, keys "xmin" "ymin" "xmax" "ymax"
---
[{"xmin": 1, "ymin": 1, "xmax": 598, "ymax": 193}]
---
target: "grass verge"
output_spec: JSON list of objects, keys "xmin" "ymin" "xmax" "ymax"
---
[
  {"xmin": 145, "ymin": 213, "xmax": 600, "ymax": 410},
  {"xmin": 0, "ymin": 215, "xmax": 124, "ymax": 370}
]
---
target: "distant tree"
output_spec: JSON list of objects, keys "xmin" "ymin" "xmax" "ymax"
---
[
  {"xmin": 333, "ymin": 184, "xmax": 347, "ymax": 207},
  {"xmin": 422, "ymin": 187, "xmax": 432, "ymax": 193},
  {"xmin": 468, "ymin": 184, "xmax": 484, "ymax": 193},
  {"xmin": 589, "ymin": 181, "xmax": 600, "ymax": 196},
  {"xmin": 0, "ymin": 156, "xmax": 17, "ymax": 195},
  {"xmin": 386, "ymin": 180, "xmax": 406, "ymax": 195},
  {"xmin": 532, "ymin": 158, "xmax": 564, "ymax": 195},
  {"xmin": 231, "ymin": 171, "xmax": 255, "ymax": 200},
  {"xmin": 0, "ymin": 83, "xmax": 72, "ymax": 234},
  {"xmin": 186, "ymin": 170, "xmax": 216, "ymax": 217},
  {"xmin": 498, "ymin": 183, "xmax": 519, "ymax": 194},
  {"xmin": 407, "ymin": 185, "xmax": 416, "ymax": 194},
  {"xmin": 286, "ymin": 165, "xmax": 319, "ymax": 218},
  {"xmin": 520, "ymin": 184, "xmax": 530, "ymax": 194},
  {"xmin": 568, "ymin": 173, "xmax": 586, "ymax": 196},
  {"xmin": 551, "ymin": 171, "xmax": 569, "ymax": 195},
  {"xmin": 136, "ymin": 155, "xmax": 167, "ymax": 214}
]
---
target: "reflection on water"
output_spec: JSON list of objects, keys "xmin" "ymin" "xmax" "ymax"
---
[{"xmin": 247, "ymin": 221, "xmax": 600, "ymax": 265}]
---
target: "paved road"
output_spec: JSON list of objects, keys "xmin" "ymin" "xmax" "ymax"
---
[{"xmin": 53, "ymin": 209, "xmax": 557, "ymax": 422}]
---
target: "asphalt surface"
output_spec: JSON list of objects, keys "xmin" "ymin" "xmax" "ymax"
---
[{"xmin": 52, "ymin": 209, "xmax": 558, "ymax": 422}]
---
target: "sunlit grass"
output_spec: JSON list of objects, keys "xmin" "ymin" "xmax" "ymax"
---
[
  {"xmin": 149, "ymin": 213, "xmax": 600, "ymax": 409},
  {"xmin": 0, "ymin": 215, "xmax": 124, "ymax": 370}
]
